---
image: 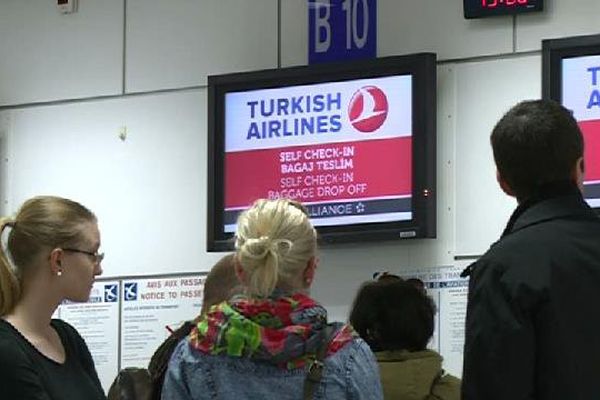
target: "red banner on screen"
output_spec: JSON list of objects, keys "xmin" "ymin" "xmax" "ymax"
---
[
  {"xmin": 225, "ymin": 137, "xmax": 412, "ymax": 209},
  {"xmin": 579, "ymin": 119, "xmax": 600, "ymax": 182}
]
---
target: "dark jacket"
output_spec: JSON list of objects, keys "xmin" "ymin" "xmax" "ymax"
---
[{"xmin": 462, "ymin": 192, "xmax": 600, "ymax": 400}]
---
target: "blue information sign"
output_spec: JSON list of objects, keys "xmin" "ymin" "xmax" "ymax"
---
[{"xmin": 308, "ymin": 0, "xmax": 376, "ymax": 64}]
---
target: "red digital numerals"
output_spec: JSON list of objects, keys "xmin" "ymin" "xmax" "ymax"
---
[{"xmin": 482, "ymin": 0, "xmax": 528, "ymax": 8}]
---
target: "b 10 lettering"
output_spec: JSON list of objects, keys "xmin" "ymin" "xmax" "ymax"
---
[{"xmin": 315, "ymin": 0, "xmax": 370, "ymax": 52}]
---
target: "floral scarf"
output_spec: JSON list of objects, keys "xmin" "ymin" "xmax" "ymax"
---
[{"xmin": 188, "ymin": 292, "xmax": 356, "ymax": 369}]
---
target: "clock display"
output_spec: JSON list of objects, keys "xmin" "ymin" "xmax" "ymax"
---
[{"xmin": 464, "ymin": 0, "xmax": 543, "ymax": 19}]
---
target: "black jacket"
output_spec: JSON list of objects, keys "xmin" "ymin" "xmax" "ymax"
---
[{"xmin": 462, "ymin": 192, "xmax": 600, "ymax": 400}]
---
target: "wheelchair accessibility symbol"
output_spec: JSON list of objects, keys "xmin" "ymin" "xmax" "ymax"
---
[
  {"xmin": 124, "ymin": 282, "xmax": 138, "ymax": 301},
  {"xmin": 104, "ymin": 284, "xmax": 118, "ymax": 303}
]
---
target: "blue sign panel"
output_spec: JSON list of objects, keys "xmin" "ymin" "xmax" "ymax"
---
[
  {"xmin": 104, "ymin": 284, "xmax": 119, "ymax": 303},
  {"xmin": 123, "ymin": 282, "xmax": 138, "ymax": 301},
  {"xmin": 309, "ymin": 0, "xmax": 376, "ymax": 64}
]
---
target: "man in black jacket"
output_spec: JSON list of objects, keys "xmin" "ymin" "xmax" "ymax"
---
[{"xmin": 462, "ymin": 100, "xmax": 600, "ymax": 400}]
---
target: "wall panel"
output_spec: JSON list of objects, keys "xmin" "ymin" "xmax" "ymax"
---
[
  {"xmin": 126, "ymin": 0, "xmax": 278, "ymax": 92},
  {"xmin": 0, "ymin": 0, "xmax": 123, "ymax": 106}
]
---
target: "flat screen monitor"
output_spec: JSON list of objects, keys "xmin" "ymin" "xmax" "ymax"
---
[
  {"xmin": 207, "ymin": 53, "xmax": 437, "ymax": 251},
  {"xmin": 543, "ymin": 34, "xmax": 600, "ymax": 208}
]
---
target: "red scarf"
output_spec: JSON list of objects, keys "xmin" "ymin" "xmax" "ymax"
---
[{"xmin": 189, "ymin": 292, "xmax": 356, "ymax": 369}]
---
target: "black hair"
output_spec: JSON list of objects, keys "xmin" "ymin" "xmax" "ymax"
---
[
  {"xmin": 349, "ymin": 276, "xmax": 435, "ymax": 352},
  {"xmin": 491, "ymin": 99, "xmax": 584, "ymax": 201}
]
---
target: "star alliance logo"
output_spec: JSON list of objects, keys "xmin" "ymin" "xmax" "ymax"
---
[{"xmin": 355, "ymin": 202, "xmax": 366, "ymax": 213}]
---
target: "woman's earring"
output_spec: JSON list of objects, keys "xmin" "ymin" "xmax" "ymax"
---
[{"xmin": 57, "ymin": 270, "xmax": 63, "ymax": 277}]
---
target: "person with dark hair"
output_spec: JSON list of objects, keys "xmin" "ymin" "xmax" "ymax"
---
[
  {"xmin": 162, "ymin": 199, "xmax": 382, "ymax": 400},
  {"xmin": 462, "ymin": 99, "xmax": 600, "ymax": 399},
  {"xmin": 350, "ymin": 273, "xmax": 460, "ymax": 400},
  {"xmin": 0, "ymin": 196, "xmax": 105, "ymax": 399}
]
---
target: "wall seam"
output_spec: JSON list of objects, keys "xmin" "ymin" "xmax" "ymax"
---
[
  {"xmin": 0, "ymin": 49, "xmax": 541, "ymax": 111},
  {"xmin": 277, "ymin": 0, "xmax": 282, "ymax": 69},
  {"xmin": 122, "ymin": 0, "xmax": 127, "ymax": 94},
  {"xmin": 513, "ymin": 15, "xmax": 517, "ymax": 53},
  {"xmin": 0, "ymin": 86, "xmax": 206, "ymax": 111}
]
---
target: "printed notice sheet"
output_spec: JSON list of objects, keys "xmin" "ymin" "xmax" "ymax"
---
[
  {"xmin": 399, "ymin": 265, "xmax": 469, "ymax": 378},
  {"xmin": 120, "ymin": 276, "xmax": 205, "ymax": 368}
]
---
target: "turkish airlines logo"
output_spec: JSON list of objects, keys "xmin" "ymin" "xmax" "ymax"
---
[{"xmin": 348, "ymin": 86, "xmax": 388, "ymax": 133}]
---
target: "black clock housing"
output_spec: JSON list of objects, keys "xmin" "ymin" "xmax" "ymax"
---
[{"xmin": 464, "ymin": 0, "xmax": 543, "ymax": 19}]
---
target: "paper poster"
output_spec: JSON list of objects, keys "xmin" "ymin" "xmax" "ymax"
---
[
  {"xmin": 120, "ymin": 275, "xmax": 205, "ymax": 369},
  {"xmin": 56, "ymin": 280, "xmax": 120, "ymax": 393},
  {"xmin": 398, "ymin": 265, "xmax": 469, "ymax": 378}
]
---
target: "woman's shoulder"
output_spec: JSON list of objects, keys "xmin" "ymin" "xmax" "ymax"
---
[
  {"xmin": 323, "ymin": 328, "xmax": 379, "ymax": 379},
  {"xmin": 0, "ymin": 318, "xmax": 16, "ymax": 336},
  {"xmin": 324, "ymin": 331, "xmax": 384, "ymax": 399},
  {"xmin": 326, "ymin": 335, "xmax": 377, "ymax": 374},
  {"xmin": 0, "ymin": 322, "xmax": 31, "ymax": 372},
  {"xmin": 326, "ymin": 324, "xmax": 374, "ymax": 362},
  {"xmin": 0, "ymin": 319, "xmax": 27, "ymax": 353}
]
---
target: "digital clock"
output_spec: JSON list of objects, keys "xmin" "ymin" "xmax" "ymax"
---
[{"xmin": 464, "ymin": 0, "xmax": 544, "ymax": 19}]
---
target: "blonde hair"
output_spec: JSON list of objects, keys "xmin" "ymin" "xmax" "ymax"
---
[
  {"xmin": 0, "ymin": 196, "xmax": 96, "ymax": 316},
  {"xmin": 235, "ymin": 199, "xmax": 317, "ymax": 298}
]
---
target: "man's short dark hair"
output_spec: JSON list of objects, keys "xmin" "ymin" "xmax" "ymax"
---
[
  {"xmin": 349, "ymin": 276, "xmax": 435, "ymax": 352},
  {"xmin": 491, "ymin": 99, "xmax": 584, "ymax": 200}
]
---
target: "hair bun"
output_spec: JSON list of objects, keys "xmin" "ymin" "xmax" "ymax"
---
[
  {"xmin": 241, "ymin": 236, "xmax": 273, "ymax": 259},
  {"xmin": 240, "ymin": 236, "xmax": 293, "ymax": 260},
  {"xmin": 272, "ymin": 238, "xmax": 293, "ymax": 255}
]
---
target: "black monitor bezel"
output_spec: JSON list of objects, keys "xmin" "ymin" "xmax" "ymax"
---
[
  {"xmin": 542, "ymin": 33, "xmax": 600, "ymax": 209},
  {"xmin": 543, "ymin": 34, "xmax": 600, "ymax": 101},
  {"xmin": 207, "ymin": 53, "xmax": 437, "ymax": 251},
  {"xmin": 463, "ymin": 0, "xmax": 543, "ymax": 19}
]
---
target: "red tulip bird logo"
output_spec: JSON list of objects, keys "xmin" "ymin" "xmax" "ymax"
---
[{"xmin": 348, "ymin": 86, "xmax": 389, "ymax": 133}]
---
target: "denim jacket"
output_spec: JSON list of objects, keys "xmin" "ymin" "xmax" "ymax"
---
[{"xmin": 162, "ymin": 337, "xmax": 383, "ymax": 400}]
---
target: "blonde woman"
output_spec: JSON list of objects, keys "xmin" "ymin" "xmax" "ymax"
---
[
  {"xmin": 163, "ymin": 199, "xmax": 382, "ymax": 400},
  {"xmin": 0, "ymin": 196, "xmax": 105, "ymax": 399}
]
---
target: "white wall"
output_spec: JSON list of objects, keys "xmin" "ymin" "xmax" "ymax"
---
[
  {"xmin": 1, "ymin": 90, "xmax": 232, "ymax": 274},
  {"xmin": 1, "ymin": 0, "xmax": 599, "ymax": 352},
  {"xmin": 125, "ymin": 0, "xmax": 278, "ymax": 92},
  {"xmin": 0, "ymin": 0, "xmax": 123, "ymax": 106}
]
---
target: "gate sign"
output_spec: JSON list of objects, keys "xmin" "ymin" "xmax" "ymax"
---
[{"xmin": 309, "ymin": 0, "xmax": 376, "ymax": 64}]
